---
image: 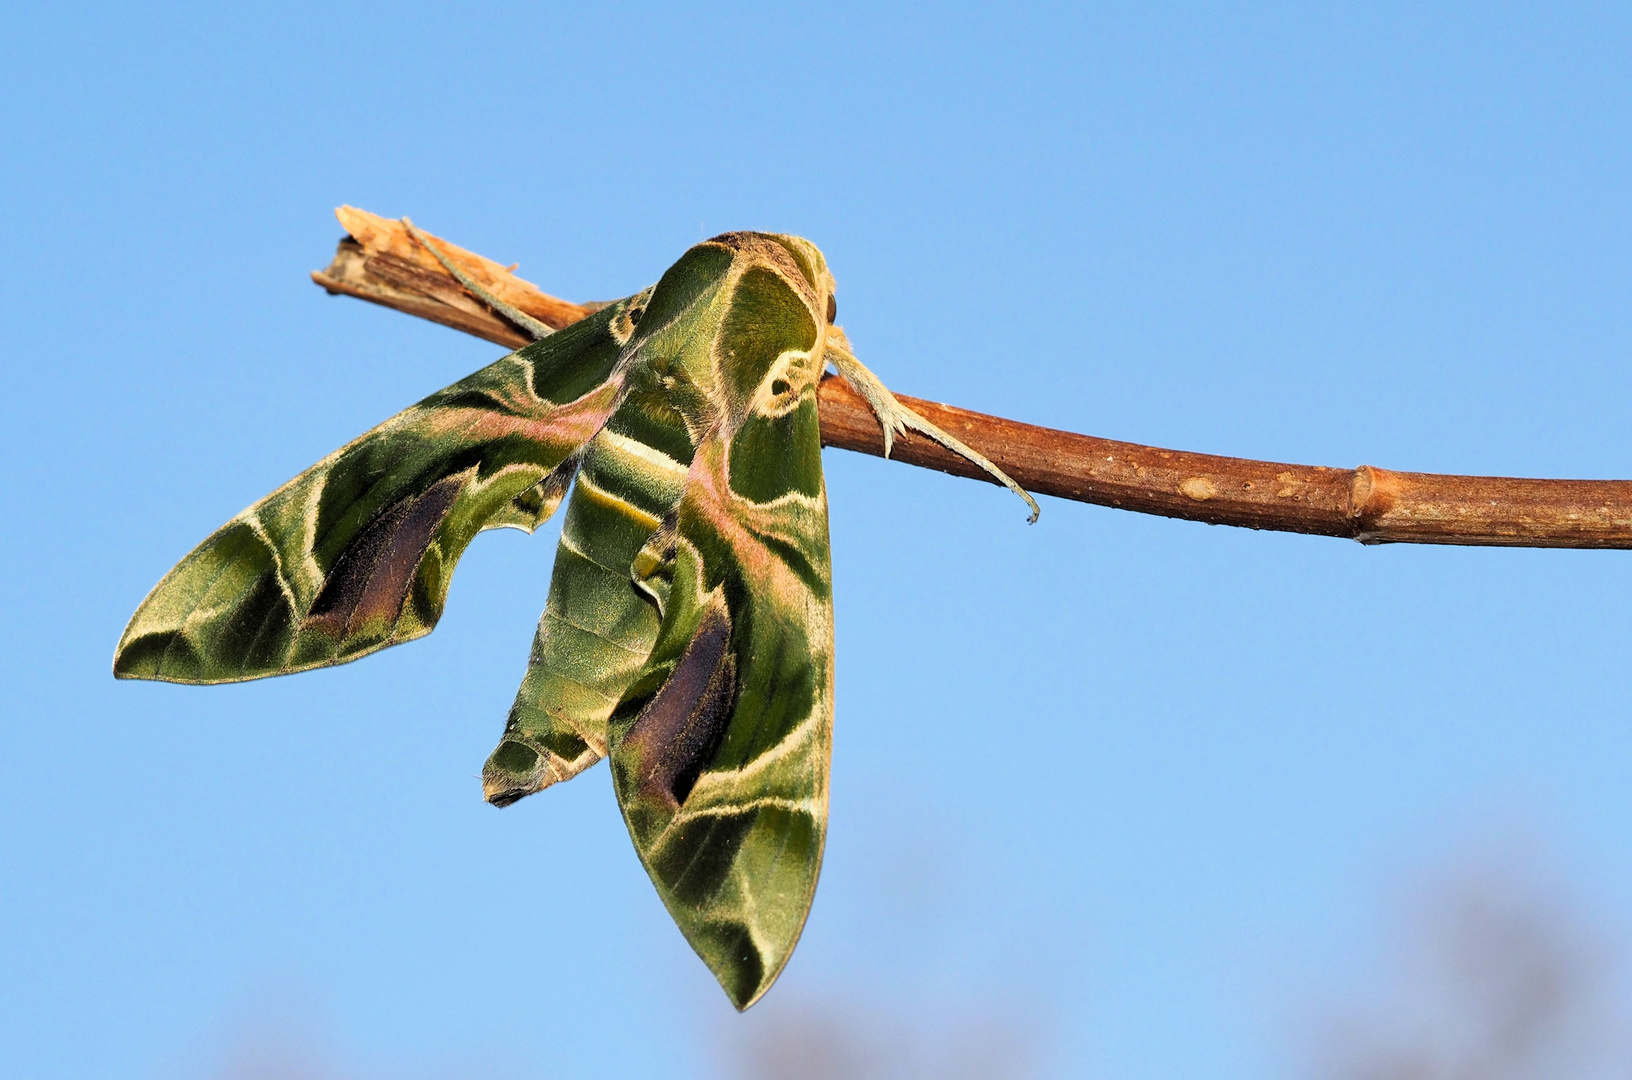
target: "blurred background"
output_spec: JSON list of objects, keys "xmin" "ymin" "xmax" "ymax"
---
[{"xmin": 4, "ymin": 3, "xmax": 1632, "ymax": 1077}]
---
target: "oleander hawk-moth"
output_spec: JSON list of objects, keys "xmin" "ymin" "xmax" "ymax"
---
[{"xmin": 114, "ymin": 225, "xmax": 1038, "ymax": 1008}]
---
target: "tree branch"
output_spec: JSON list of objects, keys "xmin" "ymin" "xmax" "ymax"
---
[{"xmin": 313, "ymin": 207, "xmax": 1632, "ymax": 549}]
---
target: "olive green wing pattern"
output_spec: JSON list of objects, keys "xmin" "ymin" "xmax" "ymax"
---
[
  {"xmin": 114, "ymin": 298, "xmax": 642, "ymax": 684},
  {"xmin": 116, "ymin": 224, "xmax": 1033, "ymax": 1011},
  {"xmin": 478, "ymin": 244, "xmax": 739, "ymax": 802},
  {"xmin": 482, "ymin": 392, "xmax": 696, "ymax": 803},
  {"xmin": 606, "ymin": 235, "xmax": 836, "ymax": 1010}
]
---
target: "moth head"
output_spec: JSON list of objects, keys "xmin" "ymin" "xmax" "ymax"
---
[
  {"xmin": 761, "ymin": 233, "xmax": 837, "ymax": 328},
  {"xmin": 706, "ymin": 231, "xmax": 837, "ymax": 332}
]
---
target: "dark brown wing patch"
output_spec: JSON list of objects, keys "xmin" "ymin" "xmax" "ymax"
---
[
  {"xmin": 622, "ymin": 603, "xmax": 737, "ymax": 808},
  {"xmin": 305, "ymin": 473, "xmax": 465, "ymax": 644}
]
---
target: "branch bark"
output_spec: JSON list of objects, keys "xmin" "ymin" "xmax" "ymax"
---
[{"xmin": 313, "ymin": 207, "xmax": 1632, "ymax": 549}]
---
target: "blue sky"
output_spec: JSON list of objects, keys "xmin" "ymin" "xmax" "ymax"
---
[{"xmin": 4, "ymin": 3, "xmax": 1632, "ymax": 1077}]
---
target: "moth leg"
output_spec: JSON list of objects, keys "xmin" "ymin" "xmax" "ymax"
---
[
  {"xmin": 825, "ymin": 340, "xmax": 1041, "ymax": 523},
  {"xmin": 401, "ymin": 217, "xmax": 556, "ymax": 342}
]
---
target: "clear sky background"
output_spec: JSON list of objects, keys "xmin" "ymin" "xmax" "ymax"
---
[{"xmin": 5, "ymin": 4, "xmax": 1632, "ymax": 1078}]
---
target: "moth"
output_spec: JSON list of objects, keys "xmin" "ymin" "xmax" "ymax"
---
[{"xmin": 115, "ymin": 223, "xmax": 1038, "ymax": 1008}]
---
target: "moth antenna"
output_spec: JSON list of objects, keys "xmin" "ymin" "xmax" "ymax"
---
[
  {"xmin": 826, "ymin": 342, "xmax": 1041, "ymax": 523},
  {"xmin": 401, "ymin": 217, "xmax": 555, "ymax": 342}
]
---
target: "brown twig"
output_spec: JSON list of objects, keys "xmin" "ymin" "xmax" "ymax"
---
[{"xmin": 313, "ymin": 207, "xmax": 1632, "ymax": 549}]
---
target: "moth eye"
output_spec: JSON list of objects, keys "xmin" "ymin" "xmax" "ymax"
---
[
  {"xmin": 771, "ymin": 378, "xmax": 791, "ymax": 396},
  {"xmin": 825, "ymin": 294, "xmax": 837, "ymax": 324},
  {"xmin": 627, "ymin": 305, "xmax": 644, "ymax": 325}
]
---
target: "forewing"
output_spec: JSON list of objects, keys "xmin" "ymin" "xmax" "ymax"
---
[
  {"xmin": 609, "ymin": 249, "xmax": 833, "ymax": 1010},
  {"xmin": 114, "ymin": 299, "xmax": 642, "ymax": 684}
]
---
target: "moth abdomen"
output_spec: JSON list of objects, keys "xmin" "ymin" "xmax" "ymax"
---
[
  {"xmin": 482, "ymin": 370, "xmax": 700, "ymax": 805},
  {"xmin": 482, "ymin": 726, "xmax": 595, "ymax": 807}
]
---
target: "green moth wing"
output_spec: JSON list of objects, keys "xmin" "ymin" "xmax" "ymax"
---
[
  {"xmin": 481, "ymin": 406, "xmax": 694, "ymax": 801},
  {"xmin": 114, "ymin": 296, "xmax": 644, "ymax": 684},
  {"xmin": 604, "ymin": 234, "xmax": 837, "ymax": 1009},
  {"xmin": 479, "ymin": 242, "xmax": 743, "ymax": 801}
]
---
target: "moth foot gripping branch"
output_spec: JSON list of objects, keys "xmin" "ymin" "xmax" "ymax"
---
[{"xmin": 825, "ymin": 337, "xmax": 1041, "ymax": 522}]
